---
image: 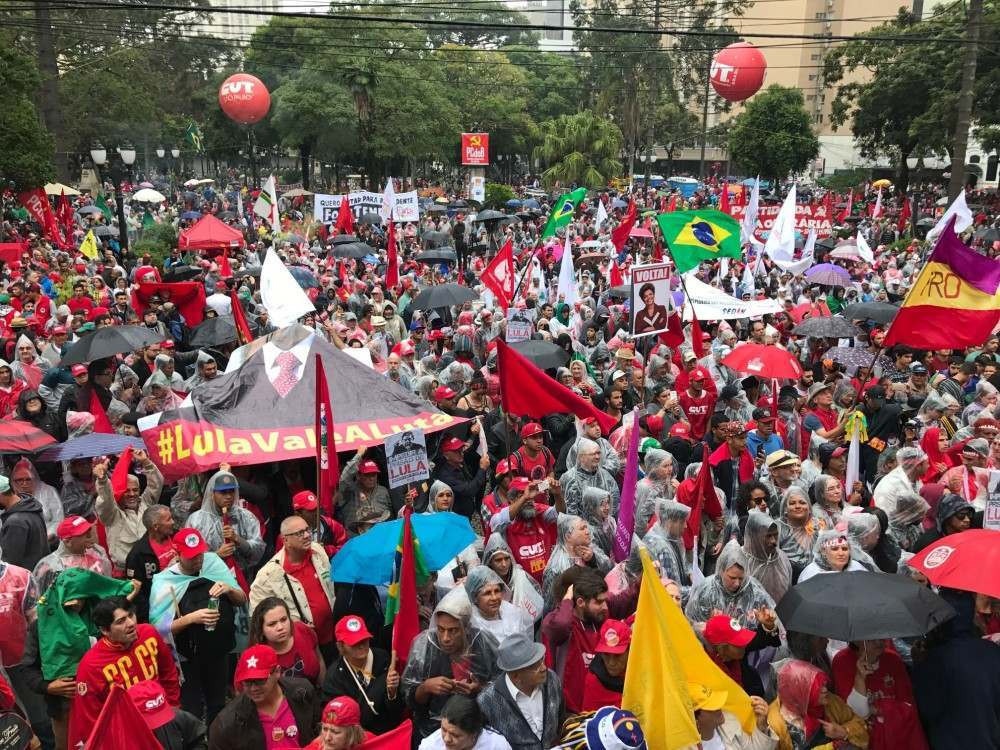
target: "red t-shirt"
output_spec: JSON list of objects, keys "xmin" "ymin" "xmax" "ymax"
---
[
  {"xmin": 66, "ymin": 296, "xmax": 95, "ymax": 315},
  {"xmin": 283, "ymin": 555, "xmax": 334, "ymax": 644},
  {"xmin": 505, "ymin": 508, "xmax": 558, "ymax": 583},
  {"xmin": 148, "ymin": 537, "xmax": 177, "ymax": 570},
  {"xmin": 258, "ymin": 698, "xmax": 301, "ymax": 748},
  {"xmin": 275, "ymin": 621, "xmax": 321, "ymax": 684},
  {"xmin": 807, "ymin": 406, "xmax": 839, "ymax": 433},
  {"xmin": 678, "ymin": 389, "xmax": 717, "ymax": 440}
]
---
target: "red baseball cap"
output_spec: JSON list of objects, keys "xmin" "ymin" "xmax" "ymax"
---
[
  {"xmin": 441, "ymin": 436, "xmax": 465, "ymax": 452},
  {"xmin": 358, "ymin": 460, "xmax": 380, "ymax": 475},
  {"xmin": 234, "ymin": 644, "xmax": 278, "ymax": 686},
  {"xmin": 161, "ymin": 339, "xmax": 175, "ymax": 350},
  {"xmin": 595, "ymin": 619, "xmax": 632, "ymax": 654},
  {"xmin": 704, "ymin": 615, "xmax": 755, "ymax": 648},
  {"xmin": 172, "ymin": 528, "xmax": 209, "ymax": 559},
  {"xmin": 646, "ymin": 415, "xmax": 664, "ymax": 436},
  {"xmin": 322, "ymin": 696, "xmax": 362, "ymax": 727},
  {"xmin": 51, "ymin": 325, "xmax": 67, "ymax": 335},
  {"xmin": 689, "ymin": 367, "xmax": 709, "ymax": 382},
  {"xmin": 70, "ymin": 364, "xmax": 88, "ymax": 377},
  {"xmin": 495, "ymin": 459, "xmax": 511, "ymax": 477},
  {"xmin": 433, "ymin": 385, "xmax": 457, "ymax": 402},
  {"xmin": 669, "ymin": 422, "xmax": 691, "ymax": 440},
  {"xmin": 335, "ymin": 615, "xmax": 373, "ymax": 645},
  {"xmin": 128, "ymin": 681, "xmax": 175, "ymax": 730},
  {"xmin": 57, "ymin": 515, "xmax": 94, "ymax": 540},
  {"xmin": 519, "ymin": 422, "xmax": 544, "ymax": 439},
  {"xmin": 427, "ymin": 329, "xmax": 444, "ymax": 342},
  {"xmin": 292, "ymin": 490, "xmax": 318, "ymax": 511},
  {"xmin": 508, "ymin": 477, "xmax": 531, "ymax": 493}
]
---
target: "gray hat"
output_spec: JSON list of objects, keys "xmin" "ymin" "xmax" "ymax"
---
[
  {"xmin": 806, "ymin": 381, "xmax": 832, "ymax": 404},
  {"xmin": 496, "ymin": 633, "xmax": 547, "ymax": 672}
]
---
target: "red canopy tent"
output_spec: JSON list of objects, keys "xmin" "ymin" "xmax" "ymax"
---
[{"xmin": 178, "ymin": 214, "xmax": 246, "ymax": 254}]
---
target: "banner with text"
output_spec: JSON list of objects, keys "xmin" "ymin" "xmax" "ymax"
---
[
  {"xmin": 730, "ymin": 202, "xmax": 833, "ymax": 240},
  {"xmin": 385, "ymin": 428, "xmax": 430, "ymax": 489},
  {"xmin": 314, "ymin": 191, "xmax": 420, "ymax": 223}
]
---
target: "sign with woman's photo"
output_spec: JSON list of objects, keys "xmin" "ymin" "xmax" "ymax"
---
[{"xmin": 630, "ymin": 262, "xmax": 673, "ymax": 338}]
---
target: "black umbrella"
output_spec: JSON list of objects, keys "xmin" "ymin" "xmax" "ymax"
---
[
  {"xmin": 409, "ymin": 283, "xmax": 478, "ymax": 311},
  {"xmin": 473, "ymin": 209, "xmax": 505, "ymax": 222},
  {"xmin": 416, "ymin": 248, "xmax": 458, "ymax": 264},
  {"xmin": 60, "ymin": 325, "xmax": 165, "ymax": 365},
  {"xmin": 425, "ymin": 205, "xmax": 447, "ymax": 214},
  {"xmin": 974, "ymin": 226, "xmax": 1000, "ymax": 243},
  {"xmin": 916, "ymin": 217, "xmax": 936, "ymax": 228},
  {"xmin": 189, "ymin": 317, "xmax": 238, "ymax": 348},
  {"xmin": 358, "ymin": 212, "xmax": 382, "ymax": 225},
  {"xmin": 330, "ymin": 234, "xmax": 359, "ymax": 246},
  {"xmin": 449, "ymin": 199, "xmax": 469, "ymax": 209},
  {"xmin": 467, "ymin": 243, "xmax": 490, "ymax": 256},
  {"xmin": 608, "ymin": 285, "xmax": 631, "ymax": 299},
  {"xmin": 331, "ymin": 242, "xmax": 373, "ymax": 260},
  {"xmin": 162, "ymin": 266, "xmax": 202, "ymax": 282},
  {"xmin": 510, "ymin": 340, "xmax": 569, "ymax": 369},
  {"xmin": 776, "ymin": 570, "xmax": 954, "ymax": 641},
  {"xmin": 843, "ymin": 302, "xmax": 899, "ymax": 325},
  {"xmin": 422, "ymin": 230, "xmax": 451, "ymax": 248},
  {"xmin": 791, "ymin": 316, "xmax": 859, "ymax": 338},
  {"xmin": 218, "ymin": 211, "xmax": 236, "ymax": 221},
  {"xmin": 94, "ymin": 225, "xmax": 119, "ymax": 237}
]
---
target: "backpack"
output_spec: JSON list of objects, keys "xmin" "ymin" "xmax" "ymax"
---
[{"xmin": 174, "ymin": 577, "xmax": 235, "ymax": 659}]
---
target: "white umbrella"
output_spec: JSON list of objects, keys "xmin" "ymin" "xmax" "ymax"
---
[
  {"xmin": 44, "ymin": 182, "xmax": 81, "ymax": 196},
  {"xmin": 132, "ymin": 188, "xmax": 166, "ymax": 203},
  {"xmin": 579, "ymin": 239, "xmax": 604, "ymax": 249},
  {"xmin": 183, "ymin": 179, "xmax": 203, "ymax": 188}
]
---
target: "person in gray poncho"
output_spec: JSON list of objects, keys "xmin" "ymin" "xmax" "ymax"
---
[
  {"xmin": 464, "ymin": 567, "xmax": 534, "ymax": 645},
  {"xmin": 641, "ymin": 499, "xmax": 691, "ymax": 600},
  {"xmin": 541, "ymin": 515, "xmax": 612, "ymax": 614},
  {"xmin": 777, "ymin": 486, "xmax": 827, "ymax": 578},
  {"xmin": 482, "ymin": 534, "xmax": 544, "ymax": 623},
  {"xmin": 741, "ymin": 510, "xmax": 793, "ymax": 604},
  {"xmin": 401, "ymin": 589, "xmax": 501, "ymax": 742},
  {"xmin": 559, "ymin": 438, "xmax": 620, "ymax": 516},
  {"xmin": 887, "ymin": 491, "xmax": 929, "ymax": 552},
  {"xmin": 685, "ymin": 539, "xmax": 777, "ymax": 631},
  {"xmin": 633, "ymin": 448, "xmax": 677, "ymax": 534},
  {"xmin": 578, "ymin": 487, "xmax": 617, "ymax": 556}
]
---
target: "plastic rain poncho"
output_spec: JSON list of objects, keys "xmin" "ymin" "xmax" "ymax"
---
[
  {"xmin": 777, "ymin": 486, "xmax": 827, "ymax": 574},
  {"xmin": 685, "ymin": 539, "xmax": 776, "ymax": 629},
  {"xmin": 887, "ymin": 492, "xmax": 929, "ymax": 552},
  {"xmin": 634, "ymin": 448, "xmax": 677, "ymax": 534},
  {"xmin": 797, "ymin": 529, "xmax": 868, "ymax": 583},
  {"xmin": 560, "ymin": 439, "xmax": 621, "ymax": 516},
  {"xmin": 186, "ymin": 470, "xmax": 265, "ymax": 577},
  {"xmin": 579, "ymin": 487, "xmax": 617, "ymax": 555},
  {"xmin": 463, "ymin": 566, "xmax": 533, "ymax": 644},
  {"xmin": 12, "ymin": 458, "xmax": 62, "ymax": 540},
  {"xmin": 482, "ymin": 533, "xmax": 543, "ymax": 622},
  {"xmin": 642, "ymin": 499, "xmax": 691, "ymax": 593},
  {"xmin": 32, "ymin": 543, "xmax": 112, "ymax": 596},
  {"xmin": 541, "ymin": 514, "xmax": 612, "ymax": 613},
  {"xmin": 426, "ymin": 480, "xmax": 481, "ymax": 598},
  {"xmin": 742, "ymin": 510, "xmax": 793, "ymax": 604}
]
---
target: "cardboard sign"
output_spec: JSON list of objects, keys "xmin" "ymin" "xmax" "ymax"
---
[
  {"xmin": 385, "ymin": 428, "xmax": 430, "ymax": 489},
  {"xmin": 630, "ymin": 262, "xmax": 673, "ymax": 338}
]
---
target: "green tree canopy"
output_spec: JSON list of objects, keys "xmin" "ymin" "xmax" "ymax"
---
[
  {"xmin": 534, "ymin": 112, "xmax": 624, "ymax": 188},
  {"xmin": 0, "ymin": 30, "xmax": 54, "ymax": 189}
]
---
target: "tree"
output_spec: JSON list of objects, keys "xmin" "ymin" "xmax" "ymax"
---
[
  {"xmin": 726, "ymin": 85, "xmax": 818, "ymax": 184},
  {"xmin": 533, "ymin": 112, "xmax": 623, "ymax": 188},
  {"xmin": 485, "ymin": 183, "xmax": 516, "ymax": 209},
  {"xmin": 0, "ymin": 31, "xmax": 54, "ymax": 188},
  {"xmin": 421, "ymin": 0, "xmax": 538, "ymax": 48}
]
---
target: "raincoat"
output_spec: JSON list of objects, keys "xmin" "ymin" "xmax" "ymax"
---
[
  {"xmin": 426, "ymin": 480, "xmax": 480, "ymax": 597},
  {"xmin": 559, "ymin": 449, "xmax": 620, "ymax": 516},
  {"xmin": 11, "ymin": 457, "xmax": 62, "ymax": 541},
  {"xmin": 886, "ymin": 492, "xmax": 929, "ymax": 552},
  {"xmin": 579, "ymin": 487, "xmax": 617, "ymax": 556},
  {"xmin": 797, "ymin": 530, "xmax": 868, "ymax": 583},
  {"xmin": 634, "ymin": 448, "xmax": 677, "ymax": 533},
  {"xmin": 482, "ymin": 534, "xmax": 543, "ymax": 623},
  {"xmin": 777, "ymin": 487, "xmax": 826, "ymax": 575},
  {"xmin": 541, "ymin": 515, "xmax": 612, "ymax": 613},
  {"xmin": 463, "ymin": 567, "xmax": 533, "ymax": 644},
  {"xmin": 641, "ymin": 499, "xmax": 692, "ymax": 597},
  {"xmin": 685, "ymin": 540, "xmax": 776, "ymax": 630},
  {"xmin": 742, "ymin": 511, "xmax": 793, "ymax": 604},
  {"xmin": 32, "ymin": 542, "xmax": 112, "ymax": 596}
]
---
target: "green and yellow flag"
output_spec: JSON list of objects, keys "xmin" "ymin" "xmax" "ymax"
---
[
  {"xmin": 540, "ymin": 187, "xmax": 587, "ymax": 239},
  {"xmin": 657, "ymin": 209, "xmax": 742, "ymax": 273}
]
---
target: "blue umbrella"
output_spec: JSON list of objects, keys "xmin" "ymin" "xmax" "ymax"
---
[
  {"xmin": 180, "ymin": 210, "xmax": 201, "ymax": 221},
  {"xmin": 37, "ymin": 433, "xmax": 147, "ymax": 462},
  {"xmin": 522, "ymin": 198, "xmax": 540, "ymax": 210},
  {"xmin": 611, "ymin": 198, "xmax": 628, "ymax": 210},
  {"xmin": 505, "ymin": 199, "xmax": 523, "ymax": 208},
  {"xmin": 331, "ymin": 512, "xmax": 476, "ymax": 584},
  {"xmin": 288, "ymin": 266, "xmax": 319, "ymax": 289}
]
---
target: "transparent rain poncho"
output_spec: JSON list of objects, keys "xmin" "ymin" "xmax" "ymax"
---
[
  {"xmin": 685, "ymin": 539, "xmax": 777, "ymax": 629},
  {"xmin": 642, "ymin": 499, "xmax": 691, "ymax": 593},
  {"xmin": 742, "ymin": 510, "xmax": 793, "ymax": 603}
]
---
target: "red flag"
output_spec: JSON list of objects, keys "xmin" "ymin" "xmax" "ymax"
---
[
  {"xmin": 90, "ymin": 390, "xmax": 115, "ymax": 434},
  {"xmin": 84, "ymin": 686, "xmax": 161, "ymax": 750},
  {"xmin": 822, "ymin": 190, "xmax": 833, "ymax": 216},
  {"xmin": 666, "ymin": 194, "xmax": 679, "ymax": 213},
  {"xmin": 897, "ymin": 195, "xmax": 912, "ymax": 234},
  {"xmin": 719, "ymin": 182, "xmax": 730, "ymax": 215},
  {"xmin": 496, "ymin": 339, "xmax": 617, "ymax": 434},
  {"xmin": 230, "ymin": 290, "xmax": 254, "ymax": 345},
  {"xmin": 691, "ymin": 315, "xmax": 706, "ymax": 359},
  {"xmin": 652, "ymin": 239, "xmax": 664, "ymax": 262},
  {"xmin": 609, "ymin": 258, "xmax": 623, "ymax": 287},
  {"xmin": 218, "ymin": 247, "xmax": 233, "ymax": 279},
  {"xmin": 480, "ymin": 238, "xmax": 515, "ymax": 310},
  {"xmin": 385, "ymin": 221, "xmax": 399, "ymax": 290},
  {"xmin": 686, "ymin": 444, "xmax": 715, "ymax": 544},
  {"xmin": 837, "ymin": 191, "xmax": 854, "ymax": 223},
  {"xmin": 110, "ymin": 445, "xmax": 133, "ymax": 500},
  {"xmin": 315, "ymin": 354, "xmax": 339, "ymax": 516},
  {"xmin": 132, "ymin": 282, "xmax": 207, "ymax": 327},
  {"xmin": 359, "ymin": 720, "xmax": 413, "ymax": 749},
  {"xmin": 658, "ymin": 312, "xmax": 685, "ymax": 348},
  {"xmin": 389, "ymin": 507, "xmax": 422, "ymax": 667},
  {"xmin": 18, "ymin": 188, "xmax": 62, "ymax": 247},
  {"xmin": 610, "ymin": 200, "xmax": 638, "ymax": 252},
  {"xmin": 334, "ymin": 195, "xmax": 354, "ymax": 235},
  {"xmin": 58, "ymin": 190, "xmax": 75, "ymax": 246}
]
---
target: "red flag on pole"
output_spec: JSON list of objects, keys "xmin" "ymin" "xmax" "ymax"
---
[
  {"xmin": 229, "ymin": 290, "xmax": 254, "ymax": 345},
  {"xmin": 609, "ymin": 258, "xmax": 623, "ymax": 287},
  {"xmin": 84, "ymin": 685, "xmax": 161, "ymax": 750},
  {"xmin": 385, "ymin": 221, "xmax": 399, "ymax": 290},
  {"xmin": 218, "ymin": 247, "xmax": 233, "ymax": 279},
  {"xmin": 652, "ymin": 239, "xmax": 664, "ymax": 262},
  {"xmin": 19, "ymin": 188, "xmax": 62, "ymax": 248},
  {"xmin": 897, "ymin": 195, "xmax": 912, "ymax": 234},
  {"xmin": 335, "ymin": 195, "xmax": 354, "ymax": 235},
  {"xmin": 110, "ymin": 445, "xmax": 133, "ymax": 499},
  {"xmin": 666, "ymin": 194, "xmax": 679, "ymax": 213},
  {"xmin": 387, "ymin": 506, "xmax": 423, "ymax": 668},
  {"xmin": 719, "ymin": 183, "xmax": 730, "ymax": 215},
  {"xmin": 359, "ymin": 719, "xmax": 413, "ymax": 749},
  {"xmin": 691, "ymin": 315, "xmax": 706, "ymax": 359},
  {"xmin": 58, "ymin": 190, "xmax": 75, "ymax": 246},
  {"xmin": 610, "ymin": 200, "xmax": 638, "ymax": 252},
  {"xmin": 315, "ymin": 354, "xmax": 339, "ymax": 516},
  {"xmin": 480, "ymin": 238, "xmax": 515, "ymax": 310},
  {"xmin": 686, "ymin": 444, "xmax": 715, "ymax": 545},
  {"xmin": 90, "ymin": 389, "xmax": 115, "ymax": 434},
  {"xmin": 837, "ymin": 191, "xmax": 854, "ymax": 223}
]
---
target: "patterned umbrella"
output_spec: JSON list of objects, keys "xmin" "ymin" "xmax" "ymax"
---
[{"xmin": 805, "ymin": 263, "xmax": 852, "ymax": 287}]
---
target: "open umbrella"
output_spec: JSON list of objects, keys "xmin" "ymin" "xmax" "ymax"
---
[
  {"xmin": 974, "ymin": 226, "xmax": 1000, "ymax": 244},
  {"xmin": 357, "ymin": 212, "xmax": 382, "ymax": 225},
  {"xmin": 410, "ymin": 284, "xmax": 478, "ymax": 311},
  {"xmin": 288, "ymin": 266, "xmax": 319, "ymax": 289},
  {"xmin": 576, "ymin": 252, "xmax": 606, "ymax": 267},
  {"xmin": 76, "ymin": 206, "xmax": 103, "ymax": 216},
  {"xmin": 842, "ymin": 302, "xmax": 898, "ymax": 325},
  {"xmin": 450, "ymin": 199, "xmax": 469, "ymax": 209},
  {"xmin": 908, "ymin": 529, "xmax": 1000, "ymax": 599},
  {"xmin": 611, "ymin": 198, "xmax": 628, "ymax": 210},
  {"xmin": 189, "ymin": 317, "xmax": 238, "ymax": 348},
  {"xmin": 720, "ymin": 343, "xmax": 804, "ymax": 379},
  {"xmin": 217, "ymin": 211, "xmax": 236, "ymax": 221},
  {"xmin": 791, "ymin": 316, "xmax": 858, "ymax": 338},
  {"xmin": 132, "ymin": 188, "xmax": 166, "ymax": 203},
  {"xmin": 93, "ymin": 225, "xmax": 119, "ymax": 237},
  {"xmin": 330, "ymin": 234, "xmax": 359, "ymax": 246},
  {"xmin": 183, "ymin": 179, "xmax": 202, "ymax": 188},
  {"xmin": 425, "ymin": 205, "xmax": 447, "ymax": 214},
  {"xmin": 505, "ymin": 199, "xmax": 523, "ymax": 209},
  {"xmin": 473, "ymin": 210, "xmax": 505, "ymax": 223},
  {"xmin": 422, "ymin": 230, "xmax": 450, "ymax": 248},
  {"xmin": 824, "ymin": 346, "xmax": 876, "ymax": 371},
  {"xmin": 510, "ymin": 340, "xmax": 569, "ymax": 369},
  {"xmin": 776, "ymin": 570, "xmax": 954, "ymax": 640},
  {"xmin": 44, "ymin": 182, "xmax": 80, "ymax": 196},
  {"xmin": 60, "ymin": 325, "xmax": 165, "ymax": 365},
  {"xmin": 137, "ymin": 181, "xmax": 155, "ymax": 189},
  {"xmin": 281, "ymin": 188, "xmax": 313, "ymax": 198},
  {"xmin": 829, "ymin": 246, "xmax": 862, "ymax": 262},
  {"xmin": 331, "ymin": 512, "xmax": 476, "ymax": 585},
  {"xmin": 629, "ymin": 227, "xmax": 654, "ymax": 239},
  {"xmin": 0, "ymin": 421, "xmax": 57, "ymax": 454},
  {"xmin": 805, "ymin": 263, "xmax": 852, "ymax": 287},
  {"xmin": 608, "ymin": 285, "xmax": 631, "ymax": 299},
  {"xmin": 416, "ymin": 248, "xmax": 458, "ymax": 264},
  {"xmin": 331, "ymin": 242, "xmax": 374, "ymax": 260},
  {"xmin": 180, "ymin": 210, "xmax": 202, "ymax": 221},
  {"xmin": 162, "ymin": 266, "xmax": 202, "ymax": 282},
  {"xmin": 38, "ymin": 433, "xmax": 147, "ymax": 462},
  {"xmin": 522, "ymin": 198, "xmax": 541, "ymax": 210}
]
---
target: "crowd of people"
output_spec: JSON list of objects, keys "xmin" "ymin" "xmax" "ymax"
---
[{"xmin": 0, "ymin": 175, "xmax": 997, "ymax": 750}]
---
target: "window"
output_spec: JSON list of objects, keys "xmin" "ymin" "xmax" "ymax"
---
[
  {"xmin": 814, "ymin": 113, "xmax": 824, "ymax": 123},
  {"xmin": 815, "ymin": 11, "xmax": 827, "ymax": 18},
  {"xmin": 987, "ymin": 155, "xmax": 999, "ymax": 182},
  {"xmin": 811, "ymin": 53, "xmax": 821, "ymax": 60},
  {"xmin": 969, "ymin": 154, "xmax": 980, "ymax": 163}
]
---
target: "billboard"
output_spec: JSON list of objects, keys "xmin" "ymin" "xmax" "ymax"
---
[{"xmin": 461, "ymin": 133, "xmax": 490, "ymax": 166}]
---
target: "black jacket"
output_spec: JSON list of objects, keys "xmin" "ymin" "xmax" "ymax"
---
[
  {"xmin": 154, "ymin": 708, "xmax": 208, "ymax": 750},
  {"xmin": 124, "ymin": 532, "xmax": 161, "ymax": 623},
  {"xmin": 320, "ymin": 648, "xmax": 405, "ymax": 735},
  {"xmin": 208, "ymin": 677, "xmax": 318, "ymax": 750},
  {"xmin": 0, "ymin": 496, "xmax": 48, "ymax": 571},
  {"xmin": 430, "ymin": 461, "xmax": 486, "ymax": 519}
]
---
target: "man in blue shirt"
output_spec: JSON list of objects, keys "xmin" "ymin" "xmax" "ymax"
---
[{"xmin": 746, "ymin": 407, "xmax": 783, "ymax": 459}]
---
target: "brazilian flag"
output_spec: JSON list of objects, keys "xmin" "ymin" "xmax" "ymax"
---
[
  {"xmin": 540, "ymin": 187, "xmax": 588, "ymax": 239},
  {"xmin": 657, "ymin": 209, "xmax": 743, "ymax": 273}
]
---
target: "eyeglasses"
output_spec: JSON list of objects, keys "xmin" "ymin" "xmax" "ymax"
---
[{"xmin": 283, "ymin": 528, "xmax": 311, "ymax": 538}]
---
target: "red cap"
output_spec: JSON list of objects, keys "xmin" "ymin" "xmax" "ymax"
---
[
  {"xmin": 433, "ymin": 385, "xmax": 457, "ymax": 402},
  {"xmin": 292, "ymin": 490, "xmax": 318, "ymax": 511},
  {"xmin": 595, "ymin": 619, "xmax": 632, "ymax": 654},
  {"xmin": 51, "ymin": 325, "xmax": 66, "ymax": 335},
  {"xmin": 358, "ymin": 459, "xmax": 380, "ymax": 474},
  {"xmin": 70, "ymin": 364, "xmax": 87, "ymax": 377},
  {"xmin": 322, "ymin": 696, "xmax": 362, "ymax": 727},
  {"xmin": 128, "ymin": 681, "xmax": 175, "ymax": 730},
  {"xmin": 172, "ymin": 528, "xmax": 209, "ymax": 559},
  {"xmin": 398, "ymin": 341, "xmax": 415, "ymax": 356},
  {"xmin": 582, "ymin": 416, "xmax": 599, "ymax": 426},
  {"xmin": 646, "ymin": 415, "xmax": 664, "ymax": 436},
  {"xmin": 669, "ymin": 422, "xmax": 691, "ymax": 439},
  {"xmin": 495, "ymin": 459, "xmax": 511, "ymax": 477},
  {"xmin": 162, "ymin": 340, "xmax": 175, "ymax": 350},
  {"xmin": 519, "ymin": 422, "xmax": 544, "ymax": 439},
  {"xmin": 87, "ymin": 306, "xmax": 109, "ymax": 322},
  {"xmin": 704, "ymin": 615, "xmax": 755, "ymax": 648},
  {"xmin": 234, "ymin": 645, "xmax": 278, "ymax": 686},
  {"xmin": 335, "ymin": 615, "xmax": 373, "ymax": 645},
  {"xmin": 57, "ymin": 515, "xmax": 94, "ymax": 540},
  {"xmin": 689, "ymin": 367, "xmax": 709, "ymax": 382},
  {"xmin": 441, "ymin": 437, "xmax": 465, "ymax": 452},
  {"xmin": 508, "ymin": 477, "xmax": 531, "ymax": 493},
  {"xmin": 427, "ymin": 330, "xmax": 444, "ymax": 342}
]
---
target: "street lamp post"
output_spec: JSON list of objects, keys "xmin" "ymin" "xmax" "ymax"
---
[{"xmin": 90, "ymin": 142, "xmax": 136, "ymax": 253}]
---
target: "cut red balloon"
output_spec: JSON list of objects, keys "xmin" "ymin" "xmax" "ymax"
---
[
  {"xmin": 710, "ymin": 42, "xmax": 767, "ymax": 102},
  {"xmin": 218, "ymin": 73, "xmax": 271, "ymax": 125}
]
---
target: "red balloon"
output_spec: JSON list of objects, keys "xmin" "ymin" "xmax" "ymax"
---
[
  {"xmin": 710, "ymin": 42, "xmax": 767, "ymax": 102},
  {"xmin": 218, "ymin": 73, "xmax": 271, "ymax": 125}
]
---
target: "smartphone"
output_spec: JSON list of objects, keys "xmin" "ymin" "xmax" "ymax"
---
[
  {"xmin": 537, "ymin": 479, "xmax": 550, "ymax": 492},
  {"xmin": 451, "ymin": 561, "xmax": 468, "ymax": 581}
]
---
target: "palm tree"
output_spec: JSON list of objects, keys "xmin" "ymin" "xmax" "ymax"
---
[{"xmin": 533, "ymin": 112, "xmax": 624, "ymax": 189}]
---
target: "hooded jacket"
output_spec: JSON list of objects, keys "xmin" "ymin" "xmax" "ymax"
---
[
  {"xmin": 15, "ymin": 388, "xmax": 65, "ymax": 442},
  {"xmin": 741, "ymin": 511, "xmax": 793, "ymax": 604},
  {"xmin": 482, "ymin": 534, "xmax": 543, "ymax": 623},
  {"xmin": 684, "ymin": 540, "xmax": 777, "ymax": 631},
  {"xmin": 0, "ymin": 495, "xmax": 48, "ymax": 571},
  {"xmin": 186, "ymin": 470, "xmax": 265, "ymax": 580}
]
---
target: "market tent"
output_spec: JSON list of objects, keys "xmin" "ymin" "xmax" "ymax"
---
[{"xmin": 178, "ymin": 214, "xmax": 246, "ymax": 252}]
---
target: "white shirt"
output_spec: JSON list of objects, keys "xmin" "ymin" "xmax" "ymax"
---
[
  {"xmin": 505, "ymin": 674, "xmax": 544, "ymax": 739},
  {"xmin": 262, "ymin": 336, "xmax": 312, "ymax": 388},
  {"xmin": 419, "ymin": 728, "xmax": 512, "ymax": 750}
]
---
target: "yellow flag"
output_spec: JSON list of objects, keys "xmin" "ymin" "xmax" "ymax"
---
[
  {"xmin": 80, "ymin": 229, "xmax": 98, "ymax": 260},
  {"xmin": 622, "ymin": 547, "xmax": 755, "ymax": 749}
]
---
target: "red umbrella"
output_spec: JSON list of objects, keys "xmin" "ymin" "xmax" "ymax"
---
[
  {"xmin": 0, "ymin": 421, "xmax": 57, "ymax": 454},
  {"xmin": 908, "ymin": 529, "xmax": 1000, "ymax": 599},
  {"xmin": 721, "ymin": 343, "xmax": 804, "ymax": 380}
]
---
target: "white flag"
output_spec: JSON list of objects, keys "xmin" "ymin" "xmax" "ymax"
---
[
  {"xmin": 594, "ymin": 201, "xmax": 609, "ymax": 231},
  {"xmin": 872, "ymin": 188, "xmax": 883, "ymax": 219},
  {"xmin": 845, "ymin": 417, "xmax": 861, "ymax": 499},
  {"xmin": 380, "ymin": 177, "xmax": 396, "ymax": 222},
  {"xmin": 260, "ymin": 248, "xmax": 315, "ymax": 328},
  {"xmin": 741, "ymin": 258, "xmax": 755, "ymax": 295},
  {"xmin": 772, "ymin": 229, "xmax": 816, "ymax": 276},
  {"xmin": 856, "ymin": 231, "xmax": 875, "ymax": 264},
  {"xmin": 741, "ymin": 176, "xmax": 760, "ymax": 245},
  {"xmin": 557, "ymin": 233, "xmax": 578, "ymax": 307},
  {"xmin": 253, "ymin": 175, "xmax": 280, "ymax": 228},
  {"xmin": 927, "ymin": 190, "xmax": 973, "ymax": 242},
  {"xmin": 236, "ymin": 190, "xmax": 247, "ymax": 227},
  {"xmin": 764, "ymin": 184, "xmax": 797, "ymax": 262},
  {"xmin": 476, "ymin": 417, "xmax": 489, "ymax": 457}
]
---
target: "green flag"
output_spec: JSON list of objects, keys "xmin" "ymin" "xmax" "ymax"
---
[
  {"xmin": 540, "ymin": 187, "xmax": 588, "ymax": 239},
  {"xmin": 95, "ymin": 194, "xmax": 113, "ymax": 222},
  {"xmin": 142, "ymin": 209, "xmax": 156, "ymax": 228},
  {"xmin": 656, "ymin": 209, "xmax": 743, "ymax": 273},
  {"xmin": 186, "ymin": 122, "xmax": 204, "ymax": 153}
]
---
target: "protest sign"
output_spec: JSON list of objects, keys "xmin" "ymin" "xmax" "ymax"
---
[
  {"xmin": 506, "ymin": 309, "xmax": 533, "ymax": 343},
  {"xmin": 631, "ymin": 262, "xmax": 673, "ymax": 338},
  {"xmin": 730, "ymin": 202, "xmax": 833, "ymax": 240},
  {"xmin": 314, "ymin": 191, "xmax": 421, "ymax": 223},
  {"xmin": 385, "ymin": 428, "xmax": 430, "ymax": 490}
]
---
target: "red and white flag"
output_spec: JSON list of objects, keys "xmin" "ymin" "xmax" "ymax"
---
[{"xmin": 481, "ymin": 238, "xmax": 515, "ymax": 310}]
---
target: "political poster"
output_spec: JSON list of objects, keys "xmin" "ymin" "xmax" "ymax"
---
[
  {"xmin": 679, "ymin": 273, "xmax": 784, "ymax": 322},
  {"xmin": 313, "ymin": 191, "xmax": 420, "ymax": 223},
  {"xmin": 730, "ymin": 202, "xmax": 833, "ymax": 240},
  {"xmin": 394, "ymin": 191, "xmax": 419, "ymax": 222},
  {"xmin": 630, "ymin": 262, "xmax": 673, "ymax": 338},
  {"xmin": 461, "ymin": 133, "xmax": 489, "ymax": 166},
  {"xmin": 385, "ymin": 428, "xmax": 430, "ymax": 489},
  {"xmin": 985, "ymin": 472, "xmax": 1000, "ymax": 532},
  {"xmin": 506, "ymin": 309, "xmax": 533, "ymax": 343}
]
